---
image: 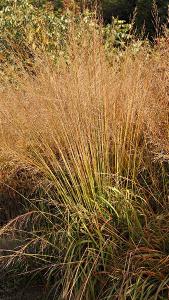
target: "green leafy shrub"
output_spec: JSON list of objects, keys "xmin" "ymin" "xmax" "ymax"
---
[
  {"xmin": 0, "ymin": 0, "xmax": 139, "ymax": 80},
  {"xmin": 103, "ymin": 17, "xmax": 133, "ymax": 57},
  {"xmin": 0, "ymin": 0, "xmax": 69, "ymax": 61}
]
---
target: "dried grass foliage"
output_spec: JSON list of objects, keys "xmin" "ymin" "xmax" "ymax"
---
[{"xmin": 0, "ymin": 27, "xmax": 169, "ymax": 299}]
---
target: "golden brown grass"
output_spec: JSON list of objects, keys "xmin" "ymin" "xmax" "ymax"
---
[{"xmin": 0, "ymin": 25, "xmax": 169, "ymax": 299}]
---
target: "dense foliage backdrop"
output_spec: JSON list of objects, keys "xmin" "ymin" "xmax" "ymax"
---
[{"xmin": 0, "ymin": 0, "xmax": 168, "ymax": 37}]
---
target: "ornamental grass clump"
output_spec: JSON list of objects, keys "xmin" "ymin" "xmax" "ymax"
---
[{"xmin": 0, "ymin": 20, "xmax": 169, "ymax": 299}]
